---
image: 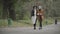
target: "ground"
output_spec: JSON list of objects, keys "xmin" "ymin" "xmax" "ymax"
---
[{"xmin": 0, "ymin": 22, "xmax": 60, "ymax": 34}]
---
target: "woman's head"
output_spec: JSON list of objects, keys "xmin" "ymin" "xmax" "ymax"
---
[
  {"xmin": 38, "ymin": 6, "xmax": 42, "ymax": 9},
  {"xmin": 33, "ymin": 6, "xmax": 37, "ymax": 9}
]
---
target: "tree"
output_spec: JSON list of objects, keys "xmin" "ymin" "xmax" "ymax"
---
[
  {"xmin": 2, "ymin": 0, "xmax": 16, "ymax": 20},
  {"xmin": 2, "ymin": 0, "xmax": 8, "ymax": 19}
]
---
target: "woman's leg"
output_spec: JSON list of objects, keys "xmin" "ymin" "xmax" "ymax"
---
[
  {"xmin": 34, "ymin": 18, "xmax": 37, "ymax": 30},
  {"xmin": 40, "ymin": 20, "xmax": 42, "ymax": 28},
  {"xmin": 38, "ymin": 16, "xmax": 42, "ymax": 30},
  {"xmin": 39, "ymin": 20, "xmax": 42, "ymax": 30}
]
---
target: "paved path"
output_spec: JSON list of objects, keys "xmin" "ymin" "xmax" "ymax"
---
[{"xmin": 0, "ymin": 22, "xmax": 60, "ymax": 34}]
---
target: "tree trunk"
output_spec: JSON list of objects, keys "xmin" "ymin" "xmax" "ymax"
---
[
  {"xmin": 2, "ymin": 0, "xmax": 16, "ymax": 20},
  {"xmin": 2, "ymin": 0, "xmax": 8, "ymax": 19},
  {"xmin": 8, "ymin": 0, "xmax": 16, "ymax": 20}
]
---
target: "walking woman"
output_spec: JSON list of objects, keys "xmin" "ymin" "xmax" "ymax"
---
[
  {"xmin": 31, "ymin": 6, "xmax": 37, "ymax": 30},
  {"xmin": 37, "ymin": 6, "xmax": 44, "ymax": 30}
]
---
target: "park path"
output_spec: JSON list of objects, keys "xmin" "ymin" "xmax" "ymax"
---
[{"xmin": 0, "ymin": 22, "xmax": 60, "ymax": 34}]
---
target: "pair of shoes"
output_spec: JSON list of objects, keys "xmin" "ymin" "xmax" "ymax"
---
[{"xmin": 39, "ymin": 27, "xmax": 42, "ymax": 30}]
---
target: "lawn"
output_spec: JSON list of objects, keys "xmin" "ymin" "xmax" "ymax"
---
[{"xmin": 0, "ymin": 18, "xmax": 55, "ymax": 27}]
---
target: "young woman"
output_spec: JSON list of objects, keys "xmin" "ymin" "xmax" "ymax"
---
[
  {"xmin": 31, "ymin": 6, "xmax": 37, "ymax": 30},
  {"xmin": 37, "ymin": 6, "xmax": 44, "ymax": 30}
]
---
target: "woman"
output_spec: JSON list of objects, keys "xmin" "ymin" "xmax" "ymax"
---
[
  {"xmin": 37, "ymin": 6, "xmax": 44, "ymax": 30},
  {"xmin": 31, "ymin": 6, "xmax": 37, "ymax": 30}
]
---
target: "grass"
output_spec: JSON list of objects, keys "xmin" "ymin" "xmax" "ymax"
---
[
  {"xmin": 0, "ymin": 20, "xmax": 8, "ymax": 27},
  {"xmin": 0, "ymin": 18, "xmax": 55, "ymax": 27}
]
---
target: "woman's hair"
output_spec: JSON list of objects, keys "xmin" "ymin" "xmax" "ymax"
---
[{"xmin": 33, "ymin": 6, "xmax": 37, "ymax": 9}]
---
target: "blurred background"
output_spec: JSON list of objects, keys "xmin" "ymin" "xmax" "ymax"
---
[{"xmin": 0, "ymin": 0, "xmax": 60, "ymax": 27}]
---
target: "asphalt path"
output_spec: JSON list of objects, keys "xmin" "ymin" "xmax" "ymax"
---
[{"xmin": 0, "ymin": 22, "xmax": 60, "ymax": 34}]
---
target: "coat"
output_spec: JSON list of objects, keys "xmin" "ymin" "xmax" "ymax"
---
[
  {"xmin": 37, "ymin": 9, "xmax": 44, "ymax": 20},
  {"xmin": 31, "ymin": 9, "xmax": 37, "ymax": 24}
]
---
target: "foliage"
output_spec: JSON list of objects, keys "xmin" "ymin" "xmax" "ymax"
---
[{"xmin": 0, "ymin": 0, "xmax": 60, "ymax": 20}]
